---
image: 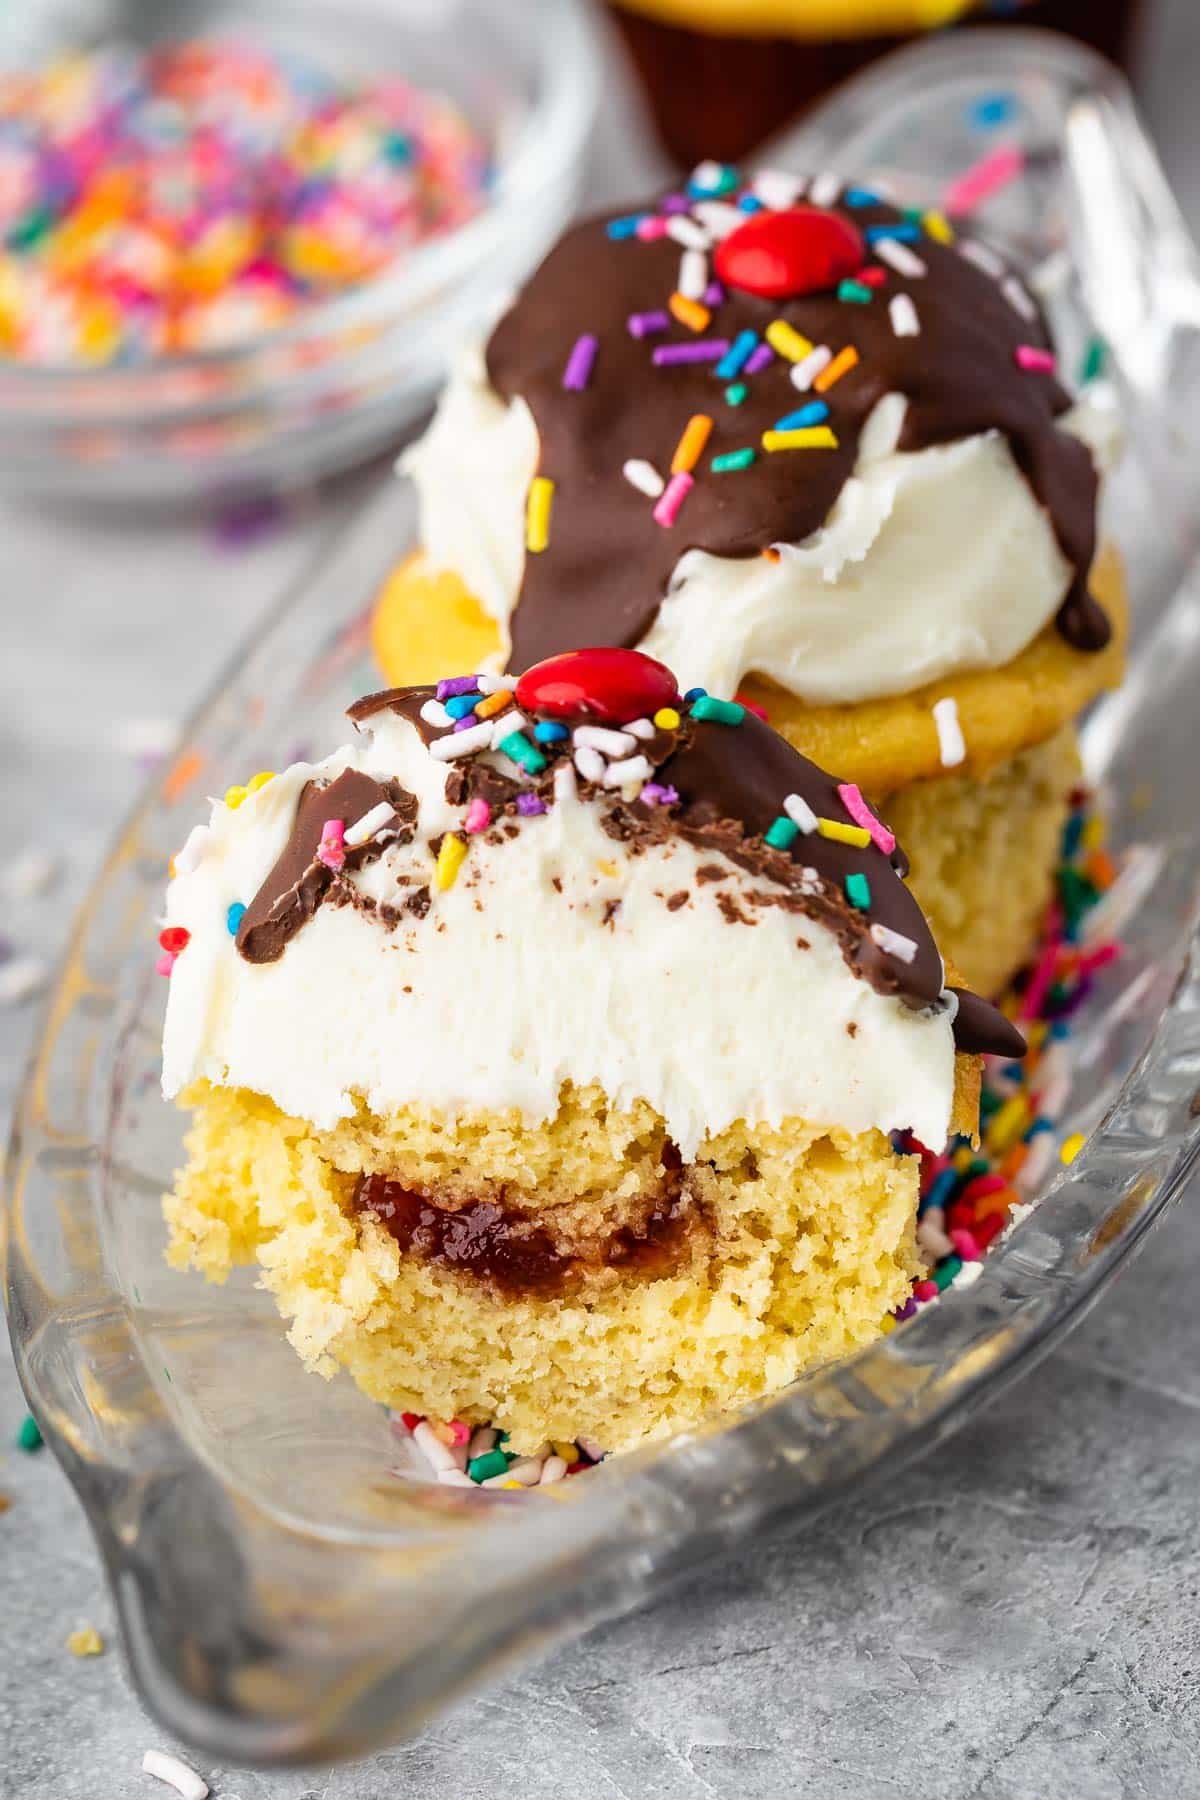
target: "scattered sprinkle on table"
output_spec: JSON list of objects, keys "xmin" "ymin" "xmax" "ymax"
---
[
  {"xmin": 142, "ymin": 1750, "xmax": 209, "ymax": 1800},
  {"xmin": 66, "ymin": 1626, "xmax": 105, "ymax": 1657}
]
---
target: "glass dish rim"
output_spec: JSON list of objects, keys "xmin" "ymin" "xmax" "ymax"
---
[{"xmin": 6, "ymin": 27, "xmax": 1200, "ymax": 1761}]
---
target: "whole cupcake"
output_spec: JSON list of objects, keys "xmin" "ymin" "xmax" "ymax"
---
[
  {"xmin": 160, "ymin": 648, "xmax": 1019, "ymax": 1456},
  {"xmin": 374, "ymin": 168, "xmax": 1125, "ymax": 996}
]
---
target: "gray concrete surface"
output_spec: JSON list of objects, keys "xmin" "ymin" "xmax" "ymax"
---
[{"xmin": 4, "ymin": 4, "xmax": 1200, "ymax": 1796}]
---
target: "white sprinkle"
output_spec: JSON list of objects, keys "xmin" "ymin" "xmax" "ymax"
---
[
  {"xmin": 476, "ymin": 672, "xmax": 517, "ymax": 695},
  {"xmin": 679, "ymin": 247, "xmax": 708, "ymax": 300},
  {"xmin": 344, "ymin": 802, "xmax": 396, "ymax": 848},
  {"xmin": 666, "ymin": 215, "xmax": 710, "ymax": 250},
  {"xmin": 889, "ymin": 293, "xmax": 920, "ymax": 338},
  {"xmin": 960, "ymin": 239, "xmax": 1006, "ymax": 279},
  {"xmin": 2, "ymin": 848, "xmax": 58, "ymax": 898},
  {"xmin": 574, "ymin": 726, "xmax": 636, "ymax": 757},
  {"xmin": 874, "ymin": 236, "xmax": 927, "ymax": 278},
  {"xmin": 623, "ymin": 458, "xmax": 665, "ymax": 499},
  {"xmin": 917, "ymin": 1213, "xmax": 954, "ymax": 1262},
  {"xmin": 625, "ymin": 717, "xmax": 656, "ymax": 740},
  {"xmin": 412, "ymin": 1421, "xmax": 458, "ymax": 1473},
  {"xmin": 789, "ymin": 345, "xmax": 832, "ymax": 391},
  {"xmin": 420, "ymin": 698, "xmax": 453, "ymax": 729},
  {"xmin": 1030, "ymin": 248, "xmax": 1072, "ymax": 296},
  {"xmin": 554, "ymin": 761, "xmax": 578, "ymax": 805},
  {"xmin": 468, "ymin": 1426, "xmax": 498, "ymax": 1459},
  {"xmin": 932, "ymin": 696, "xmax": 966, "ymax": 768},
  {"xmin": 783, "ymin": 792, "xmax": 819, "ymax": 834},
  {"xmin": 753, "ymin": 168, "xmax": 804, "ymax": 209},
  {"xmin": 603, "ymin": 754, "xmax": 653, "ymax": 789},
  {"xmin": 0, "ymin": 957, "xmax": 47, "ymax": 1005},
  {"xmin": 953, "ymin": 1259, "xmax": 983, "ymax": 1288},
  {"xmin": 690, "ymin": 158, "xmax": 724, "ymax": 190},
  {"xmin": 691, "ymin": 200, "xmax": 742, "ymax": 238},
  {"xmin": 574, "ymin": 746, "xmax": 606, "ymax": 784},
  {"xmin": 437, "ymin": 1468, "xmax": 475, "ymax": 1487},
  {"xmin": 810, "ymin": 170, "xmax": 841, "ymax": 207},
  {"xmin": 498, "ymin": 1457, "xmax": 544, "ymax": 1486},
  {"xmin": 492, "ymin": 708, "xmax": 530, "ymax": 746},
  {"xmin": 142, "ymin": 1752, "xmax": 208, "ymax": 1800},
  {"xmin": 1002, "ymin": 274, "xmax": 1036, "ymax": 319},
  {"xmin": 869, "ymin": 921, "xmax": 919, "ymax": 964},
  {"xmin": 430, "ymin": 720, "xmax": 493, "ymax": 760},
  {"xmin": 172, "ymin": 824, "xmax": 210, "ymax": 877},
  {"xmin": 540, "ymin": 1455, "xmax": 568, "ymax": 1485}
]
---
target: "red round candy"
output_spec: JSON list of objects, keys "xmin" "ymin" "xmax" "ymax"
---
[
  {"xmin": 158, "ymin": 925, "xmax": 191, "ymax": 954},
  {"xmin": 714, "ymin": 206, "xmax": 866, "ymax": 301},
  {"xmin": 515, "ymin": 647, "xmax": 678, "ymax": 724}
]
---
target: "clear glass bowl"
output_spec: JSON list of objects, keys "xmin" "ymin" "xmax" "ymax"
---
[
  {"xmin": 7, "ymin": 29, "xmax": 1200, "ymax": 1762},
  {"xmin": 0, "ymin": 0, "xmax": 599, "ymax": 503}
]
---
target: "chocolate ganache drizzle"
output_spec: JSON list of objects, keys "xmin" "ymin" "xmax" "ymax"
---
[{"xmin": 484, "ymin": 183, "xmax": 1107, "ymax": 670}]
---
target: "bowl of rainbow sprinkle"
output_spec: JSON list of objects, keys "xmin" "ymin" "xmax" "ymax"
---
[{"xmin": 0, "ymin": 0, "xmax": 598, "ymax": 501}]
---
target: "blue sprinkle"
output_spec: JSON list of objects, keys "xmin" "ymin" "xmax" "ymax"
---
[
  {"xmin": 844, "ymin": 186, "xmax": 882, "ymax": 208},
  {"xmin": 921, "ymin": 1168, "xmax": 959, "ymax": 1214},
  {"xmin": 534, "ymin": 719, "xmax": 569, "ymax": 744},
  {"xmin": 715, "ymin": 328, "xmax": 759, "ymax": 381},
  {"xmin": 970, "ymin": 91, "xmax": 1017, "ymax": 130},
  {"xmin": 445, "ymin": 693, "xmax": 479, "ymax": 719},
  {"xmin": 683, "ymin": 686, "xmax": 707, "ymax": 702},
  {"xmin": 773, "ymin": 400, "xmax": 830, "ymax": 431},
  {"xmin": 1050, "ymin": 1019, "xmax": 1071, "ymax": 1039},
  {"xmin": 736, "ymin": 193, "xmax": 764, "ymax": 213},
  {"xmin": 226, "ymin": 902, "xmax": 246, "ymax": 936},
  {"xmin": 1026, "ymin": 1117, "xmax": 1055, "ymax": 1138},
  {"xmin": 1060, "ymin": 812, "xmax": 1085, "ymax": 859},
  {"xmin": 866, "ymin": 222, "xmax": 921, "ymax": 243},
  {"xmin": 606, "ymin": 214, "xmax": 644, "ymax": 240}
]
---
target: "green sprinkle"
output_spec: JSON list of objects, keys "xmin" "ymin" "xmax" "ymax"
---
[
  {"xmin": 17, "ymin": 1414, "xmax": 43, "ymax": 1453},
  {"xmin": 467, "ymin": 1449, "xmax": 511, "ymax": 1483},
  {"xmin": 933, "ymin": 1253, "xmax": 964, "ymax": 1291},
  {"xmin": 8, "ymin": 206, "xmax": 54, "ymax": 251},
  {"xmin": 845, "ymin": 872, "xmax": 872, "ymax": 910},
  {"xmin": 837, "ymin": 280, "xmax": 874, "ymax": 304},
  {"xmin": 724, "ymin": 382, "xmax": 748, "ymax": 406},
  {"xmin": 497, "ymin": 732, "xmax": 547, "ymax": 774},
  {"xmin": 711, "ymin": 448, "xmax": 756, "ymax": 473},
  {"xmin": 1079, "ymin": 336, "xmax": 1107, "ymax": 384},
  {"xmin": 690, "ymin": 696, "xmax": 745, "ymax": 726},
  {"xmin": 764, "ymin": 816, "xmax": 798, "ymax": 851}
]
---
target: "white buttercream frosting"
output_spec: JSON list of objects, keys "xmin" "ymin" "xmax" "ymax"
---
[
  {"xmin": 403, "ymin": 344, "xmax": 1115, "ymax": 705},
  {"xmin": 161, "ymin": 708, "xmax": 957, "ymax": 1157}
]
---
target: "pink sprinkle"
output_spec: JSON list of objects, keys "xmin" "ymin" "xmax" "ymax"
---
[
  {"xmin": 1015, "ymin": 344, "xmax": 1056, "ymax": 373},
  {"xmin": 317, "ymin": 818, "xmax": 346, "ymax": 871},
  {"xmin": 1019, "ymin": 931, "xmax": 1063, "ymax": 1021},
  {"xmin": 836, "ymin": 782, "xmax": 896, "ymax": 855},
  {"xmin": 736, "ymin": 695, "xmax": 769, "ymax": 721},
  {"xmin": 949, "ymin": 1228, "xmax": 981, "ymax": 1262},
  {"xmin": 562, "ymin": 333, "xmax": 599, "ymax": 391},
  {"xmin": 446, "ymin": 1420, "xmax": 471, "ymax": 1446},
  {"xmin": 653, "ymin": 471, "xmax": 694, "ymax": 528},
  {"xmin": 464, "ymin": 797, "xmax": 491, "ymax": 834},
  {"xmin": 636, "ymin": 215, "xmax": 669, "ymax": 241},
  {"xmin": 913, "ymin": 1279, "xmax": 939, "ymax": 1302},
  {"xmin": 1078, "ymin": 940, "xmax": 1122, "ymax": 975},
  {"xmin": 943, "ymin": 145, "xmax": 1025, "ymax": 216},
  {"xmin": 155, "ymin": 952, "xmax": 176, "ymax": 977}
]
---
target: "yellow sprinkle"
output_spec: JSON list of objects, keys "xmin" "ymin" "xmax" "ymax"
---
[
  {"xmin": 671, "ymin": 413, "xmax": 713, "ymax": 475},
  {"xmin": 669, "ymin": 292, "xmax": 711, "ymax": 333},
  {"xmin": 525, "ymin": 476, "xmax": 554, "ymax": 554},
  {"xmin": 987, "ymin": 1094, "xmax": 1031, "ymax": 1155},
  {"xmin": 817, "ymin": 818, "xmax": 871, "ymax": 848},
  {"xmin": 814, "ymin": 345, "xmax": 860, "ymax": 392},
  {"xmin": 501, "ymin": 1480, "xmax": 524, "ymax": 1489},
  {"xmin": 1025, "ymin": 1019, "xmax": 1050, "ymax": 1054},
  {"xmin": 653, "ymin": 707, "xmax": 681, "ymax": 730},
  {"xmin": 475, "ymin": 690, "xmax": 513, "ymax": 721},
  {"xmin": 223, "ymin": 785, "xmax": 248, "ymax": 810},
  {"xmin": 952, "ymin": 1145, "xmax": 975, "ymax": 1173},
  {"xmin": 1081, "ymin": 814, "xmax": 1107, "ymax": 851},
  {"xmin": 435, "ymin": 833, "xmax": 469, "ymax": 891},
  {"xmin": 247, "ymin": 770, "xmax": 275, "ymax": 792},
  {"xmin": 66, "ymin": 1627, "xmax": 104, "ymax": 1658},
  {"xmin": 762, "ymin": 427, "xmax": 839, "ymax": 452},
  {"xmin": 923, "ymin": 209, "xmax": 955, "ymax": 244},
  {"xmin": 1061, "ymin": 1131, "xmax": 1086, "ymax": 1166},
  {"xmin": 879, "ymin": 1314, "xmax": 896, "ymax": 1335},
  {"xmin": 765, "ymin": 319, "xmax": 815, "ymax": 362},
  {"xmin": 552, "ymin": 1440, "xmax": 578, "ymax": 1463}
]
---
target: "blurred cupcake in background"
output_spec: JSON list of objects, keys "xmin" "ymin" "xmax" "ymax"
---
[{"xmin": 603, "ymin": 0, "xmax": 1149, "ymax": 166}]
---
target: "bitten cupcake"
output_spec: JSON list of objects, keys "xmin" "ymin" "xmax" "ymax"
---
[
  {"xmin": 160, "ymin": 647, "xmax": 1020, "ymax": 1455},
  {"xmin": 373, "ymin": 167, "xmax": 1125, "ymax": 995}
]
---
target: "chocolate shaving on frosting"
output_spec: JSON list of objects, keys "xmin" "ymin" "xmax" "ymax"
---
[
  {"xmin": 343, "ymin": 685, "xmax": 1022, "ymax": 1059},
  {"xmin": 484, "ymin": 188, "xmax": 1106, "ymax": 669}
]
